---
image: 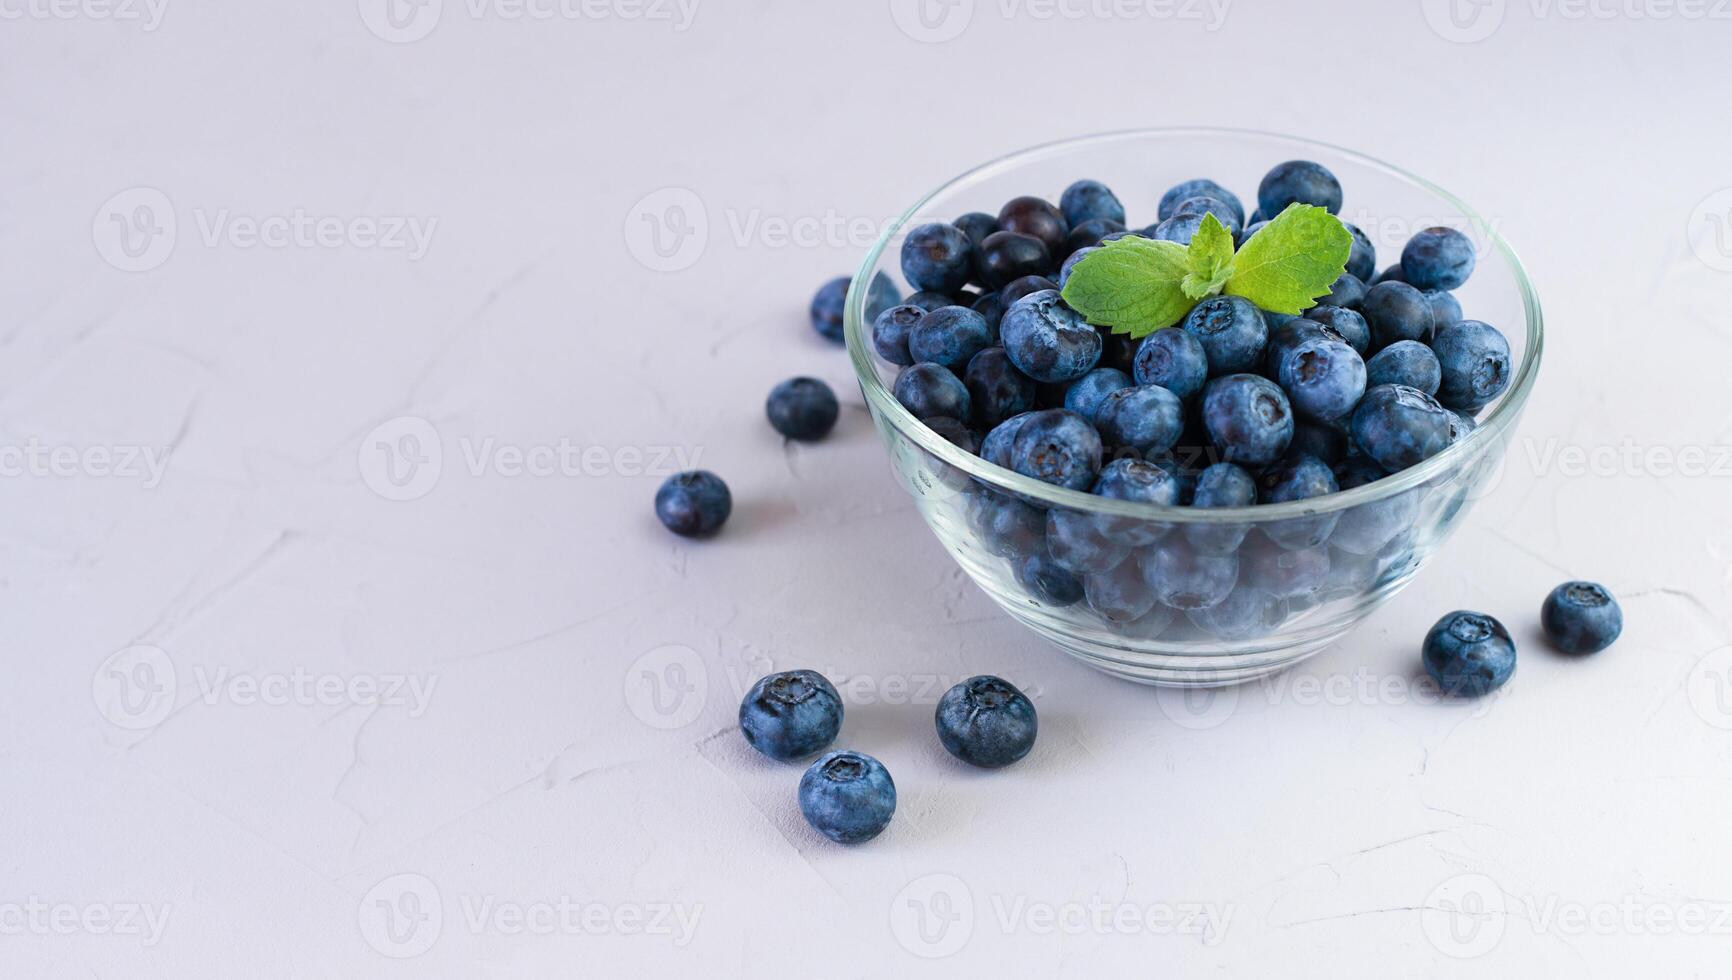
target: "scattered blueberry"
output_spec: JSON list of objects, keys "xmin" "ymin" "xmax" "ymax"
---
[
  {"xmin": 1423, "ymin": 610, "xmax": 1517, "ymax": 697},
  {"xmin": 910, "ymin": 305, "xmax": 994, "ymax": 370},
  {"xmin": 934, "ymin": 675, "xmax": 1038, "ymax": 768},
  {"xmin": 1542, "ymin": 581, "xmax": 1623, "ymax": 654},
  {"xmin": 872, "ymin": 304, "xmax": 925, "ymax": 366},
  {"xmin": 976, "ymin": 231, "xmax": 1053, "ymax": 290},
  {"xmin": 1401, "ymin": 226, "xmax": 1476, "ymax": 291},
  {"xmin": 1202, "ymin": 374, "xmax": 1294, "ymax": 466},
  {"xmin": 1000, "ymin": 290, "xmax": 1103, "ymax": 383},
  {"xmin": 1060, "ymin": 179, "xmax": 1126, "ymax": 226},
  {"xmin": 654, "ymin": 470, "xmax": 732, "ymax": 538},
  {"xmin": 894, "ymin": 363, "xmax": 971, "ymax": 421},
  {"xmin": 738, "ymin": 670, "xmax": 843, "ymax": 760},
  {"xmin": 766, "ymin": 377, "xmax": 840, "ymax": 441},
  {"xmin": 1133, "ymin": 327, "xmax": 1210, "ymax": 400},
  {"xmin": 1365, "ymin": 340, "xmax": 1442, "ymax": 396},
  {"xmin": 1430, "ymin": 320, "xmax": 1512, "ymax": 413},
  {"xmin": 901, "ymin": 222, "xmax": 976, "ymax": 293},
  {"xmin": 1258, "ymin": 160, "xmax": 1343, "ymax": 216},
  {"xmin": 799, "ymin": 750, "xmax": 896, "ymax": 843},
  {"xmin": 1350, "ymin": 384, "xmax": 1454, "ymax": 472},
  {"xmin": 1185, "ymin": 296, "xmax": 1269, "ymax": 375},
  {"xmin": 811, "ymin": 273, "xmax": 898, "ymax": 343}
]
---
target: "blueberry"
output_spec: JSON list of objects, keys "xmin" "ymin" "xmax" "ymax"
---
[
  {"xmin": 1321, "ymin": 272, "xmax": 1367, "ymax": 309},
  {"xmin": 1015, "ymin": 552, "xmax": 1085, "ymax": 606},
  {"xmin": 1058, "ymin": 246, "xmax": 1096, "ymax": 288},
  {"xmin": 799, "ymin": 750, "xmax": 896, "ymax": 844},
  {"xmin": 1063, "ymin": 218, "xmax": 1126, "ymax": 257},
  {"xmin": 901, "ymin": 222, "xmax": 976, "ymax": 294},
  {"xmin": 1401, "ymin": 227, "xmax": 1476, "ymax": 291},
  {"xmin": 1085, "ymin": 555, "xmax": 1159, "ymax": 624},
  {"xmin": 1289, "ymin": 419, "xmax": 1348, "ymax": 465},
  {"xmin": 1430, "ymin": 320, "xmax": 1512, "ymax": 413},
  {"xmin": 970, "ymin": 291, "xmax": 1008, "ymax": 336},
  {"xmin": 1240, "ymin": 532, "xmax": 1332, "ymax": 601},
  {"xmin": 1257, "ymin": 453, "xmax": 1341, "ymax": 549},
  {"xmin": 1096, "ymin": 384, "xmax": 1185, "ymax": 457},
  {"xmin": 1423, "ymin": 611, "xmax": 1517, "ymax": 697},
  {"xmin": 1373, "ymin": 263, "xmax": 1408, "ymax": 285},
  {"xmin": 1046, "ymin": 507, "xmax": 1130, "ymax": 574},
  {"xmin": 872, "ymin": 304, "xmax": 925, "ymax": 366},
  {"xmin": 654, "ymin": 470, "xmax": 732, "ymax": 537},
  {"xmin": 935, "ymin": 675, "xmax": 1038, "ymax": 768},
  {"xmin": 1361, "ymin": 281, "xmax": 1437, "ymax": 349},
  {"xmin": 1008, "ymin": 408, "xmax": 1102, "ymax": 491},
  {"xmin": 1365, "ymin": 340, "xmax": 1442, "ymax": 396},
  {"xmin": 738, "ymin": 670, "xmax": 843, "ymax": 760},
  {"xmin": 1063, "ymin": 367, "xmax": 1133, "ymax": 424},
  {"xmin": 1000, "ymin": 290, "xmax": 1103, "ymax": 383},
  {"xmin": 1184, "ymin": 296, "xmax": 1269, "ymax": 375},
  {"xmin": 1151, "ymin": 212, "xmax": 1206, "ymax": 245},
  {"xmin": 1173, "ymin": 195, "xmax": 1243, "ymax": 234},
  {"xmin": 1425, "ymin": 289, "xmax": 1463, "ymax": 328},
  {"xmin": 1344, "ymin": 222, "xmax": 1377, "ymax": 282},
  {"xmin": 1446, "ymin": 410, "xmax": 1478, "ymax": 444},
  {"xmin": 953, "ymin": 211, "xmax": 1000, "ymax": 248},
  {"xmin": 924, "ymin": 415, "xmax": 979, "ymax": 454},
  {"xmin": 1060, "ymin": 179, "xmax": 1127, "ymax": 227},
  {"xmin": 1257, "ymin": 160, "xmax": 1343, "ymax": 216},
  {"xmin": 909, "ymin": 305, "xmax": 993, "ymax": 371},
  {"xmin": 1328, "ymin": 456, "xmax": 1416, "ymax": 554},
  {"xmin": 979, "ymin": 411, "xmax": 1034, "ymax": 470},
  {"xmin": 967, "ymin": 488, "xmax": 1044, "ymax": 559},
  {"xmin": 1140, "ymin": 538, "xmax": 1238, "ymax": 610},
  {"xmin": 1303, "ymin": 306, "xmax": 1371, "ymax": 355},
  {"xmin": 1158, "ymin": 178, "xmax": 1245, "ymax": 224},
  {"xmin": 766, "ymin": 377, "xmax": 840, "ymax": 441},
  {"xmin": 1185, "ymin": 462, "xmax": 1257, "ymax": 554},
  {"xmin": 976, "ymin": 231, "xmax": 1053, "ymax": 290},
  {"xmin": 1096, "ymin": 327, "xmax": 1140, "ymax": 376},
  {"xmin": 1093, "ymin": 456, "xmax": 1183, "ymax": 539},
  {"xmin": 1350, "ymin": 384, "xmax": 1453, "ymax": 472},
  {"xmin": 998, "ymin": 196, "xmax": 1070, "ymax": 257},
  {"xmin": 1001, "ymin": 274, "xmax": 1060, "ymax": 306},
  {"xmin": 1277, "ymin": 335, "xmax": 1366, "ymax": 422},
  {"xmin": 1238, "ymin": 219, "xmax": 1268, "ymax": 246},
  {"xmin": 1202, "ymin": 374, "xmax": 1294, "ymax": 466},
  {"xmin": 905, "ymin": 290, "xmax": 955, "ymax": 313},
  {"xmin": 1188, "ymin": 586, "xmax": 1288, "ymax": 640},
  {"xmin": 965, "ymin": 348, "xmax": 1037, "ymax": 428},
  {"xmin": 1266, "ymin": 318, "xmax": 1342, "ymax": 377},
  {"xmin": 811, "ymin": 273, "xmax": 898, "ymax": 343},
  {"xmin": 1133, "ymin": 327, "xmax": 1209, "ymax": 400},
  {"xmin": 1542, "ymin": 581, "xmax": 1623, "ymax": 654},
  {"xmin": 893, "ymin": 363, "xmax": 971, "ymax": 421}
]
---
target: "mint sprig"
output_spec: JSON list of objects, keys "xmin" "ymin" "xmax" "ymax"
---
[{"xmin": 1061, "ymin": 204, "xmax": 1351, "ymax": 337}]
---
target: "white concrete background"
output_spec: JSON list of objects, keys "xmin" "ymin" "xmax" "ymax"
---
[{"xmin": 4, "ymin": 0, "xmax": 1732, "ymax": 976}]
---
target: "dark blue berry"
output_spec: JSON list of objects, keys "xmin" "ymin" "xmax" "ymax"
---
[
  {"xmin": 1541, "ymin": 581, "xmax": 1623, "ymax": 654},
  {"xmin": 1365, "ymin": 340, "xmax": 1442, "ymax": 396},
  {"xmin": 1344, "ymin": 222, "xmax": 1377, "ymax": 282},
  {"xmin": 904, "ymin": 290, "xmax": 954, "ymax": 313},
  {"xmin": 967, "ymin": 488, "xmax": 1045, "ymax": 559},
  {"xmin": 1060, "ymin": 179, "xmax": 1127, "ymax": 226},
  {"xmin": 1257, "ymin": 453, "xmax": 1341, "ymax": 549},
  {"xmin": 1133, "ymin": 326, "xmax": 1209, "ymax": 400},
  {"xmin": 1016, "ymin": 552, "xmax": 1085, "ymax": 606},
  {"xmin": 1202, "ymin": 374, "xmax": 1294, "ymax": 466},
  {"xmin": 964, "ymin": 348, "xmax": 1037, "ymax": 429},
  {"xmin": 655, "ymin": 470, "xmax": 731, "ymax": 537},
  {"xmin": 1063, "ymin": 218, "xmax": 1126, "ymax": 257},
  {"xmin": 970, "ymin": 291, "xmax": 1008, "ymax": 336},
  {"xmin": 1185, "ymin": 462, "xmax": 1257, "ymax": 554},
  {"xmin": 1007, "ymin": 408, "xmax": 1102, "ymax": 491},
  {"xmin": 872, "ymin": 304, "xmax": 925, "ymax": 366},
  {"xmin": 953, "ymin": 211, "xmax": 1000, "ymax": 248},
  {"xmin": 1188, "ymin": 586, "xmax": 1287, "ymax": 640},
  {"xmin": 1257, "ymin": 160, "xmax": 1343, "ymax": 216},
  {"xmin": 1173, "ymin": 195, "xmax": 1243, "ymax": 235},
  {"xmin": 909, "ymin": 305, "xmax": 993, "ymax": 370},
  {"xmin": 1151, "ymin": 212, "xmax": 1206, "ymax": 245},
  {"xmin": 1350, "ymin": 384, "xmax": 1453, "ymax": 473},
  {"xmin": 739, "ymin": 670, "xmax": 842, "ymax": 760},
  {"xmin": 1430, "ymin": 320, "xmax": 1512, "ymax": 413},
  {"xmin": 1084, "ymin": 556, "xmax": 1159, "ymax": 624},
  {"xmin": 935, "ymin": 676, "xmax": 1038, "ymax": 768},
  {"xmin": 1289, "ymin": 419, "xmax": 1348, "ymax": 465},
  {"xmin": 979, "ymin": 412, "xmax": 1034, "ymax": 470},
  {"xmin": 893, "ymin": 363, "xmax": 971, "ymax": 421},
  {"xmin": 1063, "ymin": 367, "xmax": 1133, "ymax": 424},
  {"xmin": 1322, "ymin": 271, "xmax": 1367, "ymax": 309},
  {"xmin": 1140, "ymin": 538, "xmax": 1238, "ymax": 610},
  {"xmin": 1330, "ymin": 456, "xmax": 1419, "ymax": 555},
  {"xmin": 1000, "ymin": 290, "xmax": 1102, "ymax": 383},
  {"xmin": 1240, "ymin": 532, "xmax": 1332, "ymax": 601},
  {"xmin": 799, "ymin": 750, "xmax": 895, "ymax": 843},
  {"xmin": 1425, "ymin": 289, "xmax": 1463, "ymax": 328},
  {"xmin": 1277, "ymin": 334, "xmax": 1366, "ymax": 422},
  {"xmin": 1096, "ymin": 384, "xmax": 1185, "ymax": 457},
  {"xmin": 1423, "ymin": 611, "xmax": 1516, "ymax": 697},
  {"xmin": 1184, "ymin": 296, "xmax": 1269, "ymax": 375},
  {"xmin": 976, "ymin": 231, "xmax": 1053, "ymax": 290},
  {"xmin": 998, "ymin": 196, "xmax": 1070, "ymax": 257},
  {"xmin": 811, "ymin": 273, "xmax": 898, "ymax": 343},
  {"xmin": 1401, "ymin": 227, "xmax": 1476, "ymax": 291},
  {"xmin": 1159, "ymin": 178, "xmax": 1245, "ymax": 224},
  {"xmin": 1000, "ymin": 274, "xmax": 1060, "ymax": 306},
  {"xmin": 1361, "ymin": 281, "xmax": 1437, "ymax": 349},
  {"xmin": 1303, "ymin": 306, "xmax": 1371, "ymax": 355},
  {"xmin": 766, "ymin": 377, "xmax": 839, "ymax": 441},
  {"xmin": 901, "ymin": 222, "xmax": 975, "ymax": 294}
]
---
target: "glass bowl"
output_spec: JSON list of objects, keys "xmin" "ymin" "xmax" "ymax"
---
[{"xmin": 844, "ymin": 128, "xmax": 1542, "ymax": 687}]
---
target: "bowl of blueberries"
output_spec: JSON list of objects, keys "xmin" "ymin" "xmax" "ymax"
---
[{"xmin": 843, "ymin": 128, "xmax": 1543, "ymax": 687}]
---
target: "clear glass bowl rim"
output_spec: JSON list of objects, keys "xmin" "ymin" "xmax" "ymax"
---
[{"xmin": 844, "ymin": 126, "xmax": 1544, "ymax": 525}]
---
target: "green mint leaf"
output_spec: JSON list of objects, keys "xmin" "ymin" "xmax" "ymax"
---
[
  {"xmin": 1223, "ymin": 203, "xmax": 1351, "ymax": 314},
  {"xmin": 1059, "ymin": 235, "xmax": 1195, "ymax": 337},
  {"xmin": 1181, "ymin": 212, "xmax": 1235, "ymax": 300}
]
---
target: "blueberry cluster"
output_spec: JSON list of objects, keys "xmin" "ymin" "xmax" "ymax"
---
[
  {"xmin": 858, "ymin": 163, "xmax": 1516, "ymax": 639},
  {"xmin": 1421, "ymin": 580, "xmax": 1623, "ymax": 697},
  {"xmin": 739, "ymin": 669, "xmax": 1037, "ymax": 844}
]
